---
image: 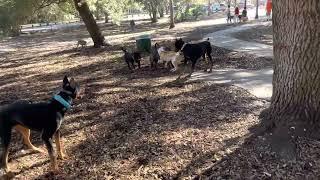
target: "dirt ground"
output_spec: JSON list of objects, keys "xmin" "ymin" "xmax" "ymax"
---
[
  {"xmin": 0, "ymin": 17, "xmax": 319, "ymax": 180},
  {"xmin": 231, "ymin": 22, "xmax": 273, "ymax": 46}
]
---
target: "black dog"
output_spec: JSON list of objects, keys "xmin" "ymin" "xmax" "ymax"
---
[
  {"xmin": 175, "ymin": 38, "xmax": 213, "ymax": 74},
  {"xmin": 227, "ymin": 15, "xmax": 234, "ymax": 23},
  {"xmin": 149, "ymin": 43, "xmax": 161, "ymax": 70},
  {"xmin": 121, "ymin": 47, "xmax": 142, "ymax": 71},
  {"xmin": 0, "ymin": 76, "xmax": 79, "ymax": 174}
]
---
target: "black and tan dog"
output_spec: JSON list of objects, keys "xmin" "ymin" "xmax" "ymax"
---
[
  {"xmin": 175, "ymin": 38, "xmax": 213, "ymax": 75},
  {"xmin": 0, "ymin": 76, "xmax": 79, "ymax": 174},
  {"xmin": 121, "ymin": 47, "xmax": 142, "ymax": 71}
]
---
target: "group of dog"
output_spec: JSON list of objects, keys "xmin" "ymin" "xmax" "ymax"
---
[
  {"xmin": 227, "ymin": 14, "xmax": 249, "ymax": 23},
  {"xmin": 0, "ymin": 38, "xmax": 214, "ymax": 177},
  {"xmin": 121, "ymin": 38, "xmax": 214, "ymax": 74}
]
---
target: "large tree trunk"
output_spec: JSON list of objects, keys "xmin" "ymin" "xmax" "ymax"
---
[
  {"xmin": 73, "ymin": 0, "xmax": 106, "ymax": 48},
  {"xmin": 260, "ymin": 0, "xmax": 320, "ymax": 158},
  {"xmin": 169, "ymin": 0, "xmax": 175, "ymax": 29}
]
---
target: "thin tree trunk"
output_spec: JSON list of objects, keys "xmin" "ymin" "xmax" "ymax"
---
[
  {"xmin": 255, "ymin": 0, "xmax": 259, "ymax": 19},
  {"xmin": 104, "ymin": 12, "xmax": 109, "ymax": 23},
  {"xmin": 169, "ymin": 0, "xmax": 175, "ymax": 29},
  {"xmin": 165, "ymin": 4, "xmax": 169, "ymax": 15},
  {"xmin": 207, "ymin": 0, "xmax": 212, "ymax": 16},
  {"xmin": 151, "ymin": 6, "xmax": 158, "ymax": 23},
  {"xmin": 159, "ymin": 5, "xmax": 164, "ymax": 17},
  {"xmin": 260, "ymin": 0, "xmax": 320, "ymax": 158},
  {"xmin": 73, "ymin": 0, "xmax": 106, "ymax": 48},
  {"xmin": 185, "ymin": 3, "xmax": 190, "ymax": 15}
]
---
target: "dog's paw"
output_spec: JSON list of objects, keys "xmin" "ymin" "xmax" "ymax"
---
[{"xmin": 32, "ymin": 147, "xmax": 46, "ymax": 154}]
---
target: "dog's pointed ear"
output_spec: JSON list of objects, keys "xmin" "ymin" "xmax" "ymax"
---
[
  {"xmin": 63, "ymin": 75, "xmax": 69, "ymax": 87},
  {"xmin": 69, "ymin": 78, "xmax": 76, "ymax": 88}
]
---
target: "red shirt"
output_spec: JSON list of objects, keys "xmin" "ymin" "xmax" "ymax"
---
[
  {"xmin": 266, "ymin": 0, "xmax": 272, "ymax": 13},
  {"xmin": 235, "ymin": 7, "xmax": 239, "ymax": 15}
]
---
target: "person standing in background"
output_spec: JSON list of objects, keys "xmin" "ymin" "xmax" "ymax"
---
[
  {"xmin": 266, "ymin": 0, "xmax": 272, "ymax": 21},
  {"xmin": 235, "ymin": 6, "xmax": 240, "ymax": 23},
  {"xmin": 226, "ymin": 5, "xmax": 232, "ymax": 23}
]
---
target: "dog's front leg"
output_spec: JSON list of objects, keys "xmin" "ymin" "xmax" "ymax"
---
[
  {"xmin": 55, "ymin": 130, "xmax": 67, "ymax": 160},
  {"xmin": 1, "ymin": 144, "xmax": 10, "ymax": 173},
  {"xmin": 164, "ymin": 61, "xmax": 169, "ymax": 68},
  {"xmin": 131, "ymin": 61, "xmax": 136, "ymax": 69},
  {"xmin": 170, "ymin": 58, "xmax": 178, "ymax": 72},
  {"xmin": 187, "ymin": 60, "xmax": 196, "ymax": 77},
  {"xmin": 42, "ymin": 132, "xmax": 58, "ymax": 173},
  {"xmin": 126, "ymin": 62, "xmax": 132, "ymax": 71},
  {"xmin": 154, "ymin": 60, "xmax": 158, "ymax": 70},
  {"xmin": 183, "ymin": 55, "xmax": 188, "ymax": 65}
]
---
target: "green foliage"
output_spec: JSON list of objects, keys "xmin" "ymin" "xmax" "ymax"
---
[
  {"xmin": 88, "ymin": 0, "xmax": 129, "ymax": 25},
  {"xmin": 135, "ymin": 0, "xmax": 163, "ymax": 21},
  {"xmin": 190, "ymin": 4, "xmax": 205, "ymax": 18},
  {"xmin": 0, "ymin": 0, "xmax": 34, "ymax": 35},
  {"xmin": 33, "ymin": 2, "xmax": 77, "ymax": 23},
  {"xmin": 174, "ymin": 1, "xmax": 205, "ymax": 22},
  {"xmin": 0, "ymin": 0, "xmax": 76, "ymax": 35}
]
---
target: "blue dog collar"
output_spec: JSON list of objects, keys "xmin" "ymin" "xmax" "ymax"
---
[{"xmin": 53, "ymin": 95, "xmax": 72, "ymax": 109}]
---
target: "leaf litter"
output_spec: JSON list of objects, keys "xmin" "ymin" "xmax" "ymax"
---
[{"xmin": 0, "ymin": 20, "xmax": 319, "ymax": 180}]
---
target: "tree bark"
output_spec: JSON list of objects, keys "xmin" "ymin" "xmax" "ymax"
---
[
  {"xmin": 261, "ymin": 0, "xmax": 320, "ymax": 143},
  {"xmin": 207, "ymin": 0, "xmax": 212, "ymax": 16},
  {"xmin": 165, "ymin": 4, "xmax": 169, "ymax": 15},
  {"xmin": 151, "ymin": 6, "xmax": 158, "ymax": 23},
  {"xmin": 73, "ymin": 0, "xmax": 106, "ymax": 48},
  {"xmin": 158, "ymin": 5, "xmax": 164, "ymax": 17},
  {"xmin": 169, "ymin": 0, "xmax": 175, "ymax": 29},
  {"xmin": 104, "ymin": 12, "xmax": 109, "ymax": 23},
  {"xmin": 255, "ymin": 0, "xmax": 259, "ymax": 19}
]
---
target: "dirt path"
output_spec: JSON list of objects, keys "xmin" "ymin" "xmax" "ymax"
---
[{"xmin": 231, "ymin": 21, "xmax": 273, "ymax": 45}]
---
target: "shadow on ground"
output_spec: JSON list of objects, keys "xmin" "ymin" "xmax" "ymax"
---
[{"xmin": 2, "ymin": 16, "xmax": 306, "ymax": 180}]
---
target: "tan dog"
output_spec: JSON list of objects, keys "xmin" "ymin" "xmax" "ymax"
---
[{"xmin": 157, "ymin": 47, "xmax": 183, "ymax": 72}]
